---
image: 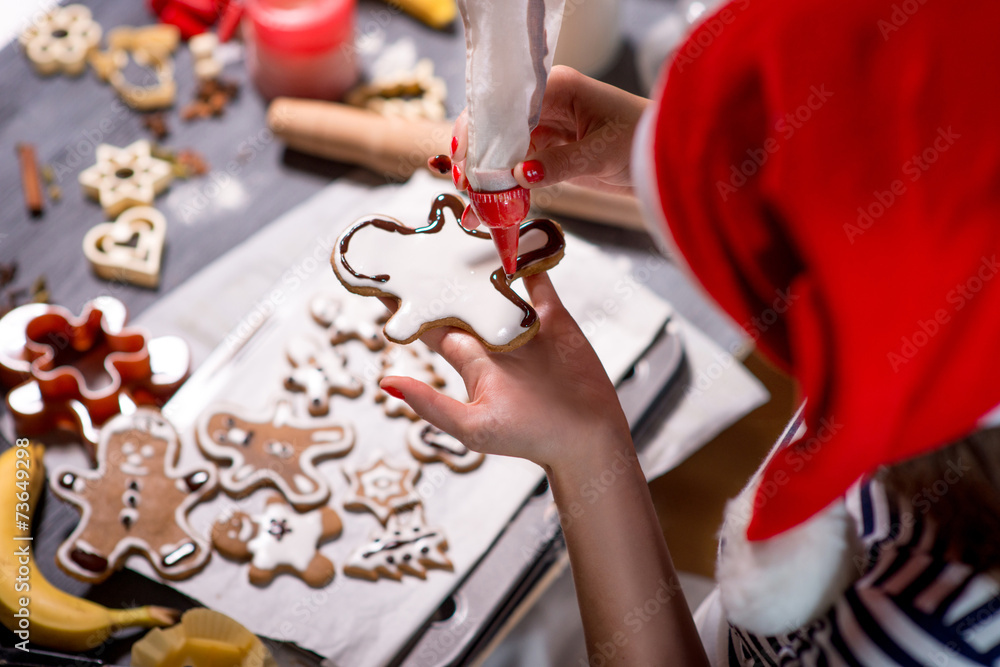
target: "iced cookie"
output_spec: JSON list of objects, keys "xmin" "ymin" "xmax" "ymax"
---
[
  {"xmin": 284, "ymin": 335, "xmax": 363, "ymax": 416},
  {"xmin": 407, "ymin": 421, "xmax": 484, "ymax": 473},
  {"xmin": 332, "ymin": 193, "xmax": 565, "ymax": 352},
  {"xmin": 196, "ymin": 400, "xmax": 354, "ymax": 511},
  {"xmin": 343, "ymin": 506, "xmax": 452, "ymax": 582},
  {"xmin": 377, "ymin": 343, "xmax": 445, "ymax": 421},
  {"xmin": 52, "ymin": 408, "xmax": 215, "ymax": 583},
  {"xmin": 211, "ymin": 496, "xmax": 342, "ymax": 587},
  {"xmin": 310, "ymin": 292, "xmax": 388, "ymax": 351},
  {"xmin": 343, "ymin": 455, "xmax": 421, "ymax": 525}
]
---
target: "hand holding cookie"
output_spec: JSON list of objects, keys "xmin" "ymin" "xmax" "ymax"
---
[{"xmin": 379, "ymin": 272, "xmax": 631, "ymax": 473}]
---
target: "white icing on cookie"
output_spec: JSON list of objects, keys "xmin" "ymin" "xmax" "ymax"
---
[
  {"xmin": 310, "ymin": 292, "xmax": 388, "ymax": 351},
  {"xmin": 343, "ymin": 455, "xmax": 421, "ymax": 525},
  {"xmin": 406, "ymin": 421, "xmax": 484, "ymax": 473},
  {"xmin": 247, "ymin": 503, "xmax": 323, "ymax": 572},
  {"xmin": 344, "ymin": 507, "xmax": 451, "ymax": 581},
  {"xmin": 284, "ymin": 334, "xmax": 363, "ymax": 416},
  {"xmin": 377, "ymin": 343, "xmax": 444, "ymax": 420},
  {"xmin": 333, "ymin": 194, "xmax": 564, "ymax": 349}
]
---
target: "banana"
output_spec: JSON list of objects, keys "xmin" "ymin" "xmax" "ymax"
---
[{"xmin": 0, "ymin": 441, "xmax": 179, "ymax": 652}]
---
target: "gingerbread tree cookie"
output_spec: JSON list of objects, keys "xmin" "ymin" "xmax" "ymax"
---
[
  {"xmin": 196, "ymin": 400, "xmax": 354, "ymax": 511},
  {"xmin": 211, "ymin": 496, "xmax": 342, "ymax": 587},
  {"xmin": 343, "ymin": 506, "xmax": 452, "ymax": 582},
  {"xmin": 332, "ymin": 193, "xmax": 565, "ymax": 351},
  {"xmin": 51, "ymin": 408, "xmax": 216, "ymax": 583}
]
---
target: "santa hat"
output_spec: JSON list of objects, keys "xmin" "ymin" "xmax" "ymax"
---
[{"xmin": 645, "ymin": 0, "xmax": 1000, "ymax": 633}]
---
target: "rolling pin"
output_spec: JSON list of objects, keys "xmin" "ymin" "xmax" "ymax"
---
[{"xmin": 267, "ymin": 97, "xmax": 646, "ymax": 231}]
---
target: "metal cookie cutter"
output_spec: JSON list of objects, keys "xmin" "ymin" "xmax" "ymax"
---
[
  {"xmin": 0, "ymin": 296, "xmax": 190, "ymax": 458},
  {"xmin": 82, "ymin": 206, "xmax": 167, "ymax": 289},
  {"xmin": 78, "ymin": 140, "xmax": 174, "ymax": 216},
  {"xmin": 19, "ymin": 4, "xmax": 102, "ymax": 76}
]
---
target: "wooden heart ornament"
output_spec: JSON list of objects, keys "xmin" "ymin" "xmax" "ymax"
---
[{"xmin": 83, "ymin": 206, "xmax": 166, "ymax": 288}]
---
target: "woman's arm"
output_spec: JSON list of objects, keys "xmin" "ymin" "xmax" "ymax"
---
[{"xmin": 381, "ymin": 274, "xmax": 708, "ymax": 665}]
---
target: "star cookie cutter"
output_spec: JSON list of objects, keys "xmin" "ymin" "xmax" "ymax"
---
[
  {"xmin": 90, "ymin": 25, "xmax": 180, "ymax": 111},
  {"xmin": 0, "ymin": 296, "xmax": 190, "ymax": 457},
  {"xmin": 82, "ymin": 206, "xmax": 167, "ymax": 289},
  {"xmin": 78, "ymin": 140, "xmax": 174, "ymax": 217},
  {"xmin": 19, "ymin": 4, "xmax": 102, "ymax": 77}
]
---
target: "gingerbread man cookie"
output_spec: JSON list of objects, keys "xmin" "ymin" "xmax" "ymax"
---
[
  {"xmin": 284, "ymin": 335, "xmax": 362, "ymax": 416},
  {"xmin": 343, "ymin": 455, "xmax": 421, "ymax": 525},
  {"xmin": 343, "ymin": 506, "xmax": 452, "ymax": 582},
  {"xmin": 407, "ymin": 421, "xmax": 484, "ymax": 473},
  {"xmin": 51, "ymin": 408, "xmax": 216, "ymax": 583},
  {"xmin": 196, "ymin": 400, "xmax": 354, "ymax": 511},
  {"xmin": 211, "ymin": 496, "xmax": 342, "ymax": 587},
  {"xmin": 332, "ymin": 193, "xmax": 566, "ymax": 351},
  {"xmin": 309, "ymin": 292, "xmax": 388, "ymax": 351},
  {"xmin": 377, "ymin": 343, "xmax": 445, "ymax": 421}
]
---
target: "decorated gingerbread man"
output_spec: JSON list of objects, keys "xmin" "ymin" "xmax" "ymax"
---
[{"xmin": 52, "ymin": 408, "xmax": 216, "ymax": 583}]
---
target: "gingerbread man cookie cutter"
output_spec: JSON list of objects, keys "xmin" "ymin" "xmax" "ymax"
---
[
  {"xmin": 19, "ymin": 4, "xmax": 102, "ymax": 77},
  {"xmin": 51, "ymin": 408, "xmax": 216, "ymax": 583},
  {"xmin": 196, "ymin": 400, "xmax": 355, "ymax": 511},
  {"xmin": 78, "ymin": 140, "xmax": 174, "ymax": 217},
  {"xmin": 0, "ymin": 296, "xmax": 190, "ymax": 456},
  {"xmin": 82, "ymin": 205, "xmax": 167, "ymax": 289}
]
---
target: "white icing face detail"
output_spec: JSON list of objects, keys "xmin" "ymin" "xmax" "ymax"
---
[
  {"xmin": 344, "ymin": 507, "xmax": 451, "ymax": 581},
  {"xmin": 246, "ymin": 503, "xmax": 323, "ymax": 572},
  {"xmin": 140, "ymin": 444, "xmax": 155, "ymax": 458},
  {"xmin": 333, "ymin": 195, "xmax": 564, "ymax": 349},
  {"xmin": 121, "ymin": 441, "xmax": 136, "ymax": 455},
  {"xmin": 265, "ymin": 440, "xmax": 293, "ymax": 459}
]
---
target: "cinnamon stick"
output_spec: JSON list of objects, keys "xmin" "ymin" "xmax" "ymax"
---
[{"xmin": 16, "ymin": 143, "xmax": 44, "ymax": 216}]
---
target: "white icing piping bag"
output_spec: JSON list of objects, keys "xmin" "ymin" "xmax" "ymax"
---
[{"xmin": 458, "ymin": 0, "xmax": 565, "ymax": 275}]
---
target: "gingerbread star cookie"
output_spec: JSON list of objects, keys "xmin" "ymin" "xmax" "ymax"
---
[
  {"xmin": 407, "ymin": 421, "xmax": 484, "ymax": 473},
  {"xmin": 377, "ymin": 342, "xmax": 445, "ymax": 421},
  {"xmin": 284, "ymin": 335, "xmax": 363, "ymax": 416},
  {"xmin": 78, "ymin": 140, "xmax": 173, "ymax": 217},
  {"xmin": 343, "ymin": 455, "xmax": 421, "ymax": 524},
  {"xmin": 343, "ymin": 506, "xmax": 452, "ymax": 582},
  {"xmin": 196, "ymin": 400, "xmax": 354, "ymax": 511},
  {"xmin": 211, "ymin": 496, "xmax": 342, "ymax": 587},
  {"xmin": 309, "ymin": 292, "xmax": 389, "ymax": 351},
  {"xmin": 332, "ymin": 193, "xmax": 566, "ymax": 352},
  {"xmin": 51, "ymin": 408, "xmax": 216, "ymax": 583}
]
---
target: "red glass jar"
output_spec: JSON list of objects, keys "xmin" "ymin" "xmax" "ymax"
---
[{"xmin": 243, "ymin": 0, "xmax": 358, "ymax": 101}]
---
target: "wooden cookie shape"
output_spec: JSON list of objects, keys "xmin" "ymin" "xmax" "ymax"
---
[
  {"xmin": 343, "ymin": 506, "xmax": 452, "ymax": 582},
  {"xmin": 377, "ymin": 343, "xmax": 445, "ymax": 421},
  {"xmin": 91, "ymin": 25, "xmax": 180, "ymax": 111},
  {"xmin": 343, "ymin": 454, "xmax": 421, "ymax": 525},
  {"xmin": 78, "ymin": 140, "xmax": 174, "ymax": 217},
  {"xmin": 346, "ymin": 58, "xmax": 447, "ymax": 121},
  {"xmin": 211, "ymin": 496, "xmax": 342, "ymax": 588},
  {"xmin": 332, "ymin": 193, "xmax": 566, "ymax": 352},
  {"xmin": 284, "ymin": 335, "xmax": 363, "ymax": 416},
  {"xmin": 19, "ymin": 4, "xmax": 102, "ymax": 76},
  {"xmin": 196, "ymin": 400, "xmax": 354, "ymax": 511},
  {"xmin": 309, "ymin": 292, "xmax": 388, "ymax": 351},
  {"xmin": 83, "ymin": 206, "xmax": 167, "ymax": 289},
  {"xmin": 0, "ymin": 296, "xmax": 190, "ymax": 457},
  {"xmin": 51, "ymin": 408, "xmax": 216, "ymax": 583},
  {"xmin": 407, "ymin": 421, "xmax": 484, "ymax": 473}
]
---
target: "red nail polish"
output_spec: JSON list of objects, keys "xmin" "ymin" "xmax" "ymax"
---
[
  {"xmin": 452, "ymin": 164, "xmax": 462, "ymax": 187},
  {"xmin": 451, "ymin": 136, "xmax": 458, "ymax": 156},
  {"xmin": 522, "ymin": 160, "xmax": 544, "ymax": 184},
  {"xmin": 383, "ymin": 386, "xmax": 405, "ymax": 400}
]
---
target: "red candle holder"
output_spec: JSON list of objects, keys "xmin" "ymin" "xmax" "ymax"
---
[{"xmin": 243, "ymin": 0, "xmax": 358, "ymax": 101}]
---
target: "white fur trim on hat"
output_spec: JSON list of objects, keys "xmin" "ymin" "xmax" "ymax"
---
[{"xmin": 716, "ymin": 468, "xmax": 862, "ymax": 636}]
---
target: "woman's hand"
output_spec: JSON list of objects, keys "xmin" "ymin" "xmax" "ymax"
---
[
  {"xmin": 378, "ymin": 272, "xmax": 631, "ymax": 474},
  {"xmin": 451, "ymin": 66, "xmax": 649, "ymax": 205}
]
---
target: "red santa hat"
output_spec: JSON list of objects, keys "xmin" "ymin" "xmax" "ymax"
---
[{"xmin": 646, "ymin": 0, "xmax": 1000, "ymax": 633}]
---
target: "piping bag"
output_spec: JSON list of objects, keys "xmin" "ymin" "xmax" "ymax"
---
[{"xmin": 458, "ymin": 0, "xmax": 565, "ymax": 276}]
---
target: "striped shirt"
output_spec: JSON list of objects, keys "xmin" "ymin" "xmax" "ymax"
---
[{"xmin": 727, "ymin": 480, "xmax": 1000, "ymax": 666}]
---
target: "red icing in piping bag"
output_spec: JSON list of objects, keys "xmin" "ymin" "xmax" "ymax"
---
[{"xmin": 468, "ymin": 186, "xmax": 530, "ymax": 276}]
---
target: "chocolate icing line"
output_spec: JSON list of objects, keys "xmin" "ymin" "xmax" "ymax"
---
[
  {"xmin": 361, "ymin": 531, "xmax": 439, "ymax": 558},
  {"xmin": 337, "ymin": 194, "xmax": 565, "ymax": 340}
]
